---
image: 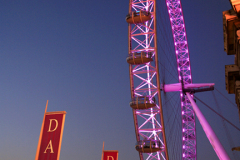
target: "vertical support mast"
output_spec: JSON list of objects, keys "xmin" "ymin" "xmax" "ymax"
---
[
  {"xmin": 186, "ymin": 93, "xmax": 230, "ymax": 160},
  {"xmin": 163, "ymin": 82, "xmax": 230, "ymax": 159},
  {"xmin": 166, "ymin": 0, "xmax": 196, "ymax": 159},
  {"xmin": 126, "ymin": 0, "xmax": 168, "ymax": 159},
  {"xmin": 35, "ymin": 100, "xmax": 48, "ymax": 160}
]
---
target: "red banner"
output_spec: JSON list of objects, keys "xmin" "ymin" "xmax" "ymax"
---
[
  {"xmin": 36, "ymin": 111, "xmax": 66, "ymax": 160},
  {"xmin": 103, "ymin": 150, "xmax": 118, "ymax": 160}
]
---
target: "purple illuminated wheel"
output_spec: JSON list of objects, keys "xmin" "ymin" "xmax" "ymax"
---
[
  {"xmin": 165, "ymin": 1, "xmax": 196, "ymax": 159},
  {"xmin": 126, "ymin": 0, "xmax": 196, "ymax": 160}
]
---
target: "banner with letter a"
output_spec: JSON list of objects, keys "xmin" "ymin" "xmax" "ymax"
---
[
  {"xmin": 103, "ymin": 150, "xmax": 118, "ymax": 160},
  {"xmin": 35, "ymin": 101, "xmax": 66, "ymax": 160}
]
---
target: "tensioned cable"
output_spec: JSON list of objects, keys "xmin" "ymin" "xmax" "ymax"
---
[
  {"xmin": 162, "ymin": 91, "xmax": 181, "ymax": 159},
  {"xmin": 160, "ymin": 83, "xmax": 181, "ymax": 158},
  {"xmin": 156, "ymin": 3, "xmax": 176, "ymax": 62},
  {"xmin": 156, "ymin": 0, "xmax": 175, "ymax": 49},
  {"xmin": 194, "ymin": 95, "xmax": 240, "ymax": 132},
  {"xmin": 215, "ymin": 88, "xmax": 238, "ymax": 109},
  {"xmin": 155, "ymin": 0, "xmax": 183, "ymax": 159},
  {"xmin": 212, "ymin": 91, "xmax": 240, "ymax": 160},
  {"xmin": 168, "ymin": 97, "xmax": 181, "ymax": 159},
  {"xmin": 158, "ymin": 61, "xmax": 178, "ymax": 82},
  {"xmin": 156, "ymin": 1, "xmax": 177, "ymax": 76},
  {"xmin": 156, "ymin": 0, "xmax": 175, "ymax": 50}
]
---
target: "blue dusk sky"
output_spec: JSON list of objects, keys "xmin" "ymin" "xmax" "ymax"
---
[{"xmin": 0, "ymin": 0, "xmax": 239, "ymax": 160}]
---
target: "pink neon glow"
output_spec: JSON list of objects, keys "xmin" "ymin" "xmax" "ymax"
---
[
  {"xmin": 186, "ymin": 93, "xmax": 230, "ymax": 160},
  {"xmin": 165, "ymin": 0, "xmax": 196, "ymax": 159},
  {"xmin": 163, "ymin": 83, "xmax": 215, "ymax": 92},
  {"xmin": 127, "ymin": 0, "xmax": 167, "ymax": 159}
]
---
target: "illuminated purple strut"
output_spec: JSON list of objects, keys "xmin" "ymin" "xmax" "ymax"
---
[
  {"xmin": 165, "ymin": 0, "xmax": 196, "ymax": 159},
  {"xmin": 165, "ymin": 1, "xmax": 230, "ymax": 159},
  {"xmin": 164, "ymin": 83, "xmax": 230, "ymax": 160}
]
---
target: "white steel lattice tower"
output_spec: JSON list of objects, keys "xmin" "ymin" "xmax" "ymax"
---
[{"xmin": 126, "ymin": 0, "xmax": 169, "ymax": 159}]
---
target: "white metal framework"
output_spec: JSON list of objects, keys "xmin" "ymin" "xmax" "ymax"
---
[
  {"xmin": 127, "ymin": 0, "xmax": 168, "ymax": 159},
  {"xmin": 127, "ymin": 1, "xmax": 232, "ymax": 160}
]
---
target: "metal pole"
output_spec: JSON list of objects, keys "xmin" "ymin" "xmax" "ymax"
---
[
  {"xmin": 35, "ymin": 100, "xmax": 49, "ymax": 160},
  {"xmin": 101, "ymin": 141, "xmax": 104, "ymax": 160},
  {"xmin": 186, "ymin": 93, "xmax": 230, "ymax": 160}
]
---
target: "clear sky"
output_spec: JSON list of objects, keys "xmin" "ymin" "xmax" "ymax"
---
[{"xmin": 0, "ymin": 0, "xmax": 239, "ymax": 160}]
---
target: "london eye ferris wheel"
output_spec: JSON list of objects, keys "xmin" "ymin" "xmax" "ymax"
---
[
  {"xmin": 126, "ymin": 0, "xmax": 204, "ymax": 159},
  {"xmin": 125, "ymin": 0, "xmax": 231, "ymax": 159}
]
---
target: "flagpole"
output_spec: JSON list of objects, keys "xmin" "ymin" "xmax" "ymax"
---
[
  {"xmin": 35, "ymin": 100, "xmax": 49, "ymax": 160},
  {"xmin": 101, "ymin": 141, "xmax": 104, "ymax": 160},
  {"xmin": 57, "ymin": 111, "xmax": 67, "ymax": 160}
]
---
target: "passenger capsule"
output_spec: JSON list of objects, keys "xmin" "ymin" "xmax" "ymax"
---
[
  {"xmin": 135, "ymin": 140, "xmax": 162, "ymax": 153},
  {"xmin": 126, "ymin": 51, "xmax": 153, "ymax": 65},
  {"xmin": 126, "ymin": 10, "xmax": 152, "ymax": 24},
  {"xmin": 130, "ymin": 96, "xmax": 156, "ymax": 109}
]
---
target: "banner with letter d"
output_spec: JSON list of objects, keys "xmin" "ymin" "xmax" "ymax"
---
[
  {"xmin": 35, "ymin": 109, "xmax": 66, "ymax": 160},
  {"xmin": 103, "ymin": 150, "xmax": 118, "ymax": 160}
]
